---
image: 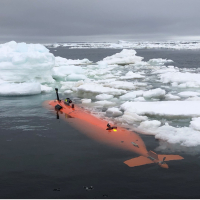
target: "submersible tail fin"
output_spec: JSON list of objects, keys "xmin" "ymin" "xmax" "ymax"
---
[
  {"xmin": 124, "ymin": 153, "xmax": 184, "ymax": 168},
  {"xmin": 124, "ymin": 156, "xmax": 154, "ymax": 167}
]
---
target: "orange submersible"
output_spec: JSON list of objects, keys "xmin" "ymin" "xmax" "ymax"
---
[{"xmin": 45, "ymin": 88, "xmax": 184, "ymax": 169}]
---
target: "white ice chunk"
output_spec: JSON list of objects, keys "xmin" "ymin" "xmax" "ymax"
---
[
  {"xmin": 160, "ymin": 72, "xmax": 200, "ymax": 84},
  {"xmin": 106, "ymin": 107, "xmax": 122, "ymax": 117},
  {"xmin": 143, "ymin": 88, "xmax": 166, "ymax": 99},
  {"xmin": 0, "ymin": 41, "xmax": 55, "ymax": 83},
  {"xmin": 165, "ymin": 93, "xmax": 181, "ymax": 100},
  {"xmin": 81, "ymin": 99, "xmax": 92, "ymax": 104},
  {"xmin": 154, "ymin": 124, "xmax": 200, "ymax": 147},
  {"xmin": 41, "ymin": 85, "xmax": 53, "ymax": 93},
  {"xmin": 119, "ymin": 90, "xmax": 144, "ymax": 100},
  {"xmin": 190, "ymin": 117, "xmax": 200, "ymax": 131},
  {"xmin": 0, "ymin": 82, "xmax": 41, "ymax": 96},
  {"xmin": 138, "ymin": 120, "xmax": 161, "ymax": 133},
  {"xmin": 55, "ymin": 56, "xmax": 92, "ymax": 66},
  {"xmin": 104, "ymin": 81, "xmax": 136, "ymax": 90},
  {"xmin": 120, "ymin": 101, "xmax": 200, "ymax": 117},
  {"xmin": 95, "ymin": 100, "xmax": 115, "ymax": 106},
  {"xmin": 148, "ymin": 58, "xmax": 173, "ymax": 66},
  {"xmin": 120, "ymin": 111, "xmax": 148, "ymax": 124},
  {"xmin": 95, "ymin": 94, "xmax": 114, "ymax": 100},
  {"xmin": 120, "ymin": 71, "xmax": 145, "ymax": 80},
  {"xmin": 178, "ymin": 91, "xmax": 200, "ymax": 98},
  {"xmin": 64, "ymin": 90, "xmax": 73, "ymax": 94},
  {"xmin": 97, "ymin": 49, "xmax": 143, "ymax": 65},
  {"xmin": 77, "ymin": 83, "xmax": 126, "ymax": 95},
  {"xmin": 185, "ymin": 97, "xmax": 200, "ymax": 101},
  {"xmin": 134, "ymin": 97, "xmax": 146, "ymax": 101}
]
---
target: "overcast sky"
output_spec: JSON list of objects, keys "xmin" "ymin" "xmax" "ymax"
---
[{"xmin": 1, "ymin": 0, "xmax": 200, "ymax": 43}]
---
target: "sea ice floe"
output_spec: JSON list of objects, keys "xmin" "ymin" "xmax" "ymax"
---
[
  {"xmin": 77, "ymin": 83, "xmax": 126, "ymax": 96},
  {"xmin": 143, "ymin": 88, "xmax": 166, "ymax": 99},
  {"xmin": 104, "ymin": 81, "xmax": 136, "ymax": 90},
  {"xmin": 119, "ymin": 111, "xmax": 148, "ymax": 124},
  {"xmin": 97, "ymin": 49, "xmax": 143, "ymax": 65},
  {"xmin": 0, "ymin": 82, "xmax": 41, "ymax": 96},
  {"xmin": 119, "ymin": 71, "xmax": 145, "ymax": 80},
  {"xmin": 120, "ymin": 101, "xmax": 200, "ymax": 118},
  {"xmin": 52, "ymin": 65, "xmax": 86, "ymax": 81},
  {"xmin": 138, "ymin": 120, "xmax": 161, "ymax": 133},
  {"xmin": 95, "ymin": 94, "xmax": 114, "ymax": 100},
  {"xmin": 41, "ymin": 85, "xmax": 53, "ymax": 93},
  {"xmin": 94, "ymin": 100, "xmax": 115, "ymax": 106},
  {"xmin": 165, "ymin": 93, "xmax": 181, "ymax": 100},
  {"xmin": 106, "ymin": 107, "xmax": 122, "ymax": 117},
  {"xmin": 81, "ymin": 99, "xmax": 92, "ymax": 104},
  {"xmin": 190, "ymin": 117, "xmax": 200, "ymax": 131},
  {"xmin": 177, "ymin": 91, "xmax": 200, "ymax": 98},
  {"xmin": 160, "ymin": 72, "xmax": 200, "ymax": 85},
  {"xmin": 148, "ymin": 58, "xmax": 173, "ymax": 66},
  {"xmin": 55, "ymin": 56, "xmax": 92, "ymax": 66},
  {"xmin": 0, "ymin": 41, "xmax": 55, "ymax": 83},
  {"xmin": 119, "ymin": 90, "xmax": 144, "ymax": 100}
]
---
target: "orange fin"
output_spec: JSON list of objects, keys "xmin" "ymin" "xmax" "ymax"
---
[
  {"xmin": 158, "ymin": 155, "xmax": 184, "ymax": 161},
  {"xmin": 124, "ymin": 156, "xmax": 154, "ymax": 167}
]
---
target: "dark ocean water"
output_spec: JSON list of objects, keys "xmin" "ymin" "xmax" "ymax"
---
[{"xmin": 1, "ymin": 48, "xmax": 200, "ymax": 199}]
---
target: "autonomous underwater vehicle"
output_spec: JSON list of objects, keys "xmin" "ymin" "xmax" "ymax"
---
[{"xmin": 44, "ymin": 88, "xmax": 184, "ymax": 169}]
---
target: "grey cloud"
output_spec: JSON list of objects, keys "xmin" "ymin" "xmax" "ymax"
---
[{"xmin": 0, "ymin": 0, "xmax": 200, "ymax": 42}]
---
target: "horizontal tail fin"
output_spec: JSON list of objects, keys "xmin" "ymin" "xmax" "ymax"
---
[
  {"xmin": 124, "ymin": 156, "xmax": 154, "ymax": 167},
  {"xmin": 124, "ymin": 154, "xmax": 184, "ymax": 168},
  {"xmin": 158, "ymin": 154, "xmax": 184, "ymax": 161}
]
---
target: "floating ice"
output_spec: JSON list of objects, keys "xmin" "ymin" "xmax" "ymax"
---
[
  {"xmin": 0, "ymin": 41, "xmax": 55, "ymax": 83},
  {"xmin": 119, "ymin": 90, "xmax": 144, "ymax": 100},
  {"xmin": 41, "ymin": 85, "xmax": 53, "ymax": 93},
  {"xmin": 143, "ymin": 88, "xmax": 166, "ymax": 99},
  {"xmin": 106, "ymin": 107, "xmax": 122, "ymax": 117},
  {"xmin": 119, "ymin": 71, "xmax": 145, "ymax": 80},
  {"xmin": 77, "ymin": 83, "xmax": 126, "ymax": 96},
  {"xmin": 104, "ymin": 81, "xmax": 136, "ymax": 90},
  {"xmin": 55, "ymin": 56, "xmax": 92, "ymax": 66},
  {"xmin": 177, "ymin": 91, "xmax": 200, "ymax": 98},
  {"xmin": 95, "ymin": 100, "xmax": 115, "ymax": 106},
  {"xmin": 119, "ymin": 111, "xmax": 148, "ymax": 124},
  {"xmin": 97, "ymin": 49, "xmax": 143, "ymax": 65},
  {"xmin": 53, "ymin": 40, "xmax": 200, "ymax": 50},
  {"xmin": 81, "ymin": 99, "xmax": 92, "ymax": 104},
  {"xmin": 120, "ymin": 101, "xmax": 200, "ymax": 117},
  {"xmin": 165, "ymin": 93, "xmax": 181, "ymax": 100},
  {"xmin": 160, "ymin": 72, "xmax": 200, "ymax": 85},
  {"xmin": 138, "ymin": 120, "xmax": 161, "ymax": 133},
  {"xmin": 95, "ymin": 94, "xmax": 114, "ymax": 100},
  {"xmin": 148, "ymin": 58, "xmax": 173, "ymax": 66},
  {"xmin": 0, "ymin": 82, "xmax": 41, "ymax": 96},
  {"xmin": 52, "ymin": 65, "xmax": 86, "ymax": 81}
]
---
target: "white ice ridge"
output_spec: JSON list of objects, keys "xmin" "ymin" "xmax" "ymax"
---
[
  {"xmin": 0, "ymin": 41, "xmax": 55, "ymax": 83},
  {"xmin": 52, "ymin": 65, "xmax": 87, "ymax": 81},
  {"xmin": 48, "ymin": 40, "xmax": 200, "ymax": 50},
  {"xmin": 97, "ymin": 49, "xmax": 143, "ymax": 65},
  {"xmin": 55, "ymin": 56, "xmax": 92, "ymax": 66},
  {"xmin": 119, "ymin": 71, "xmax": 145, "ymax": 80},
  {"xmin": 120, "ymin": 101, "xmax": 200, "ymax": 117},
  {"xmin": 160, "ymin": 72, "xmax": 200, "ymax": 85},
  {"xmin": 77, "ymin": 83, "xmax": 126, "ymax": 96},
  {"xmin": 0, "ymin": 82, "xmax": 41, "ymax": 96}
]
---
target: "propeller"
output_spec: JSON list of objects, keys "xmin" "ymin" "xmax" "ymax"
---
[{"xmin": 159, "ymin": 157, "xmax": 166, "ymax": 165}]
